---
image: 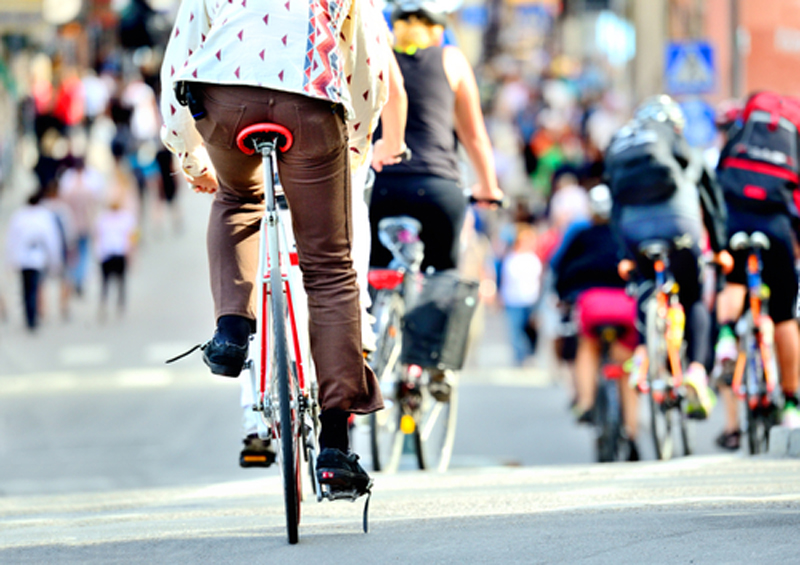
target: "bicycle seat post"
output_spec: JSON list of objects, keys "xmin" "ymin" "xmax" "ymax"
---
[{"xmin": 252, "ymin": 138, "xmax": 278, "ymax": 214}]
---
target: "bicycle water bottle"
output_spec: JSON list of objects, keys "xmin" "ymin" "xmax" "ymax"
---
[{"xmin": 666, "ymin": 300, "xmax": 685, "ymax": 353}]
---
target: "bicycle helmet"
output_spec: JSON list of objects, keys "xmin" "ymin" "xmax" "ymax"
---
[
  {"xmin": 390, "ymin": 0, "xmax": 450, "ymax": 26},
  {"xmin": 588, "ymin": 184, "xmax": 612, "ymax": 221},
  {"xmin": 634, "ymin": 94, "xmax": 686, "ymax": 133}
]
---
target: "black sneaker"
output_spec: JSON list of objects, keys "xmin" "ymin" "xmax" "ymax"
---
[
  {"xmin": 715, "ymin": 429, "xmax": 741, "ymax": 451},
  {"xmin": 240, "ymin": 434, "xmax": 276, "ymax": 468},
  {"xmin": 201, "ymin": 333, "xmax": 248, "ymax": 377},
  {"xmin": 316, "ymin": 448, "xmax": 372, "ymax": 495}
]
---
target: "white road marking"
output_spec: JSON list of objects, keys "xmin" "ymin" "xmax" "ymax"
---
[{"xmin": 58, "ymin": 345, "xmax": 110, "ymax": 366}]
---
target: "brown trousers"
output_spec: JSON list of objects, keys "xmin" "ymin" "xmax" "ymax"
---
[{"xmin": 194, "ymin": 83, "xmax": 382, "ymax": 414}]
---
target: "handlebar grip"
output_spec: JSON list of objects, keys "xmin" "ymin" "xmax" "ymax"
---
[
  {"xmin": 469, "ymin": 195, "xmax": 507, "ymax": 208},
  {"xmin": 396, "ymin": 147, "xmax": 412, "ymax": 162}
]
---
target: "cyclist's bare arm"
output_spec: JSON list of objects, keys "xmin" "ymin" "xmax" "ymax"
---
[
  {"xmin": 445, "ymin": 46, "xmax": 503, "ymax": 204},
  {"xmin": 372, "ymin": 48, "xmax": 408, "ymax": 172}
]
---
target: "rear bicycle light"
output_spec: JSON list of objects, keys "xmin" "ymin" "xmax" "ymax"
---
[{"xmin": 368, "ymin": 269, "xmax": 404, "ymax": 290}]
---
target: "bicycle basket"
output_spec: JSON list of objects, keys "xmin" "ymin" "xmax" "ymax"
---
[{"xmin": 400, "ymin": 270, "xmax": 480, "ymax": 371}]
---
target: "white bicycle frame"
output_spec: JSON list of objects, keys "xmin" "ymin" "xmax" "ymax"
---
[{"xmin": 239, "ymin": 141, "xmax": 320, "ymax": 498}]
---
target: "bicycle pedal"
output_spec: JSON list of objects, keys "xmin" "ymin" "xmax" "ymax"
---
[{"xmin": 321, "ymin": 484, "xmax": 369, "ymax": 502}]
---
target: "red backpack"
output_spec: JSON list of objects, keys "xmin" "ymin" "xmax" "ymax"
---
[{"xmin": 717, "ymin": 91, "xmax": 800, "ymax": 213}]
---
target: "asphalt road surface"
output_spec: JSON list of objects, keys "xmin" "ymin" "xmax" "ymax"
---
[{"xmin": 1, "ymin": 176, "xmax": 797, "ymax": 563}]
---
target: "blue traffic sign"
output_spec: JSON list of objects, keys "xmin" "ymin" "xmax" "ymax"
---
[
  {"xmin": 665, "ymin": 41, "xmax": 716, "ymax": 95},
  {"xmin": 680, "ymin": 98, "xmax": 717, "ymax": 147}
]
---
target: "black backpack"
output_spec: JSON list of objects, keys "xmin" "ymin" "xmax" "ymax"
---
[
  {"xmin": 604, "ymin": 120, "xmax": 685, "ymax": 206},
  {"xmin": 717, "ymin": 91, "xmax": 800, "ymax": 214}
]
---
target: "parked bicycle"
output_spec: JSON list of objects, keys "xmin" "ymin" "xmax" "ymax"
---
[
  {"xmin": 728, "ymin": 231, "xmax": 780, "ymax": 454},
  {"xmin": 635, "ymin": 240, "xmax": 693, "ymax": 460}
]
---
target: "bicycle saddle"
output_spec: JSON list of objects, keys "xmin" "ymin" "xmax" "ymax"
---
[
  {"xmin": 236, "ymin": 122, "xmax": 294, "ymax": 155},
  {"xmin": 638, "ymin": 239, "xmax": 670, "ymax": 260}
]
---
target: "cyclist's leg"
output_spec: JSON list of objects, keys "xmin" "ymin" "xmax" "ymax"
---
[
  {"xmin": 670, "ymin": 243, "xmax": 716, "ymax": 417},
  {"xmin": 671, "ymin": 245, "xmax": 710, "ymax": 368},
  {"xmin": 268, "ymin": 95, "xmax": 382, "ymax": 420},
  {"xmin": 758, "ymin": 214, "xmax": 800, "ymax": 424}
]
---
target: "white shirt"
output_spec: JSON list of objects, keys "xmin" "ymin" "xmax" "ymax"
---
[
  {"xmin": 160, "ymin": 0, "xmax": 391, "ymax": 178},
  {"xmin": 5, "ymin": 204, "xmax": 63, "ymax": 272},
  {"xmin": 95, "ymin": 209, "xmax": 138, "ymax": 261},
  {"xmin": 500, "ymin": 251, "xmax": 542, "ymax": 308}
]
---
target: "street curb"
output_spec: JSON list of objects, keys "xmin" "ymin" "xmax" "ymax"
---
[{"xmin": 768, "ymin": 425, "xmax": 800, "ymax": 457}]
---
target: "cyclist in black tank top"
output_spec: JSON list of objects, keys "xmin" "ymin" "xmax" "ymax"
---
[{"xmin": 369, "ymin": 2, "xmax": 503, "ymax": 272}]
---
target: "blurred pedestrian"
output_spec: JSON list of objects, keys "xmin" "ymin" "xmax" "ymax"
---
[
  {"xmin": 95, "ymin": 196, "xmax": 138, "ymax": 320},
  {"xmin": 40, "ymin": 180, "xmax": 76, "ymax": 321},
  {"xmin": 5, "ymin": 190, "xmax": 63, "ymax": 331},
  {"xmin": 499, "ymin": 223, "xmax": 542, "ymax": 365},
  {"xmin": 58, "ymin": 156, "xmax": 105, "ymax": 296}
]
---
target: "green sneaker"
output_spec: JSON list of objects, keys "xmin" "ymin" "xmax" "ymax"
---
[{"xmin": 684, "ymin": 365, "xmax": 717, "ymax": 420}]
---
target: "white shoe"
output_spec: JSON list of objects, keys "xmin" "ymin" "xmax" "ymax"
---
[{"xmin": 362, "ymin": 312, "xmax": 377, "ymax": 353}]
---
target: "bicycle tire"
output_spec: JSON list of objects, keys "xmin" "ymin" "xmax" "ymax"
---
[
  {"xmin": 744, "ymin": 337, "xmax": 770, "ymax": 454},
  {"xmin": 645, "ymin": 298, "xmax": 674, "ymax": 460},
  {"xmin": 270, "ymin": 268, "xmax": 301, "ymax": 544},
  {"xmin": 369, "ymin": 290, "xmax": 405, "ymax": 472},
  {"xmin": 678, "ymin": 408, "xmax": 693, "ymax": 456},
  {"xmin": 595, "ymin": 378, "xmax": 622, "ymax": 463},
  {"xmin": 414, "ymin": 370, "xmax": 459, "ymax": 472}
]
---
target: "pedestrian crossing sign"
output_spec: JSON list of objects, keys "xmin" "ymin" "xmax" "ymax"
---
[{"xmin": 665, "ymin": 41, "xmax": 716, "ymax": 95}]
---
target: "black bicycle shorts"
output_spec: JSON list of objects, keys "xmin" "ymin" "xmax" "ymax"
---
[{"xmin": 725, "ymin": 207, "xmax": 798, "ymax": 324}]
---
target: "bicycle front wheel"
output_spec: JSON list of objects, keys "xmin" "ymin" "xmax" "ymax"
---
[
  {"xmin": 369, "ymin": 290, "xmax": 405, "ymax": 472},
  {"xmin": 414, "ymin": 370, "xmax": 459, "ymax": 472},
  {"xmin": 270, "ymin": 268, "xmax": 301, "ymax": 544}
]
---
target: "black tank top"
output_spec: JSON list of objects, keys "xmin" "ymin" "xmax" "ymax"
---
[{"xmin": 379, "ymin": 46, "xmax": 460, "ymax": 182}]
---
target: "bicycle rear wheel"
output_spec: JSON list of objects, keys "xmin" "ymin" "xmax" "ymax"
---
[
  {"xmin": 414, "ymin": 370, "xmax": 459, "ymax": 472},
  {"xmin": 595, "ymin": 378, "xmax": 622, "ymax": 463},
  {"xmin": 645, "ymin": 299, "xmax": 674, "ymax": 460},
  {"xmin": 270, "ymin": 268, "xmax": 301, "ymax": 544},
  {"xmin": 369, "ymin": 290, "xmax": 405, "ymax": 472}
]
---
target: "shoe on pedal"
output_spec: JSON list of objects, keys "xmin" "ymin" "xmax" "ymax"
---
[
  {"xmin": 316, "ymin": 447, "xmax": 372, "ymax": 495},
  {"xmin": 239, "ymin": 433, "xmax": 276, "ymax": 468},
  {"xmin": 684, "ymin": 364, "xmax": 716, "ymax": 420},
  {"xmin": 428, "ymin": 369, "xmax": 453, "ymax": 402},
  {"xmin": 202, "ymin": 333, "xmax": 248, "ymax": 377}
]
